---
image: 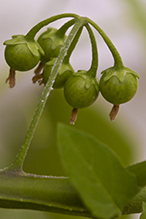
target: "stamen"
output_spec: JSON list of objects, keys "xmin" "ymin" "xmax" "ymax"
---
[
  {"xmin": 34, "ymin": 62, "xmax": 45, "ymax": 75},
  {"xmin": 5, "ymin": 68, "xmax": 16, "ymax": 88},
  {"xmin": 109, "ymin": 104, "xmax": 119, "ymax": 121},
  {"xmin": 70, "ymin": 108, "xmax": 78, "ymax": 125}
]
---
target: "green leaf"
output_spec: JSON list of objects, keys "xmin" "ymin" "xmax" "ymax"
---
[
  {"xmin": 140, "ymin": 202, "xmax": 146, "ymax": 219},
  {"xmin": 57, "ymin": 123, "xmax": 140, "ymax": 219},
  {"xmin": 127, "ymin": 161, "xmax": 146, "ymax": 187}
]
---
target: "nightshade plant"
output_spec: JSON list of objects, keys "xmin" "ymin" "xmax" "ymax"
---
[{"xmin": 2, "ymin": 13, "xmax": 146, "ymax": 219}]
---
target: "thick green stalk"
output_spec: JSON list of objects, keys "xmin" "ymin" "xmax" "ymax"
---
[
  {"xmin": 25, "ymin": 13, "xmax": 80, "ymax": 39},
  {"xmin": 85, "ymin": 17, "xmax": 124, "ymax": 68},
  {"xmin": 7, "ymin": 19, "xmax": 85, "ymax": 173},
  {"xmin": 0, "ymin": 170, "xmax": 145, "ymax": 217},
  {"xmin": 0, "ymin": 171, "xmax": 90, "ymax": 217}
]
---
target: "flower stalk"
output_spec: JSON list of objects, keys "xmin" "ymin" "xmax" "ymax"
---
[
  {"xmin": 86, "ymin": 17, "xmax": 124, "ymax": 68},
  {"xmin": 25, "ymin": 13, "xmax": 80, "ymax": 40},
  {"xmin": 85, "ymin": 23, "xmax": 98, "ymax": 77},
  {"xmin": 7, "ymin": 19, "xmax": 85, "ymax": 172}
]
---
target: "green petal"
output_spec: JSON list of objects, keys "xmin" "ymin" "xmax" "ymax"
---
[
  {"xmin": 3, "ymin": 35, "xmax": 26, "ymax": 45},
  {"xmin": 101, "ymin": 66, "xmax": 139, "ymax": 83},
  {"xmin": 101, "ymin": 68, "xmax": 115, "ymax": 81},
  {"xmin": 27, "ymin": 42, "xmax": 40, "ymax": 57},
  {"xmin": 41, "ymin": 28, "xmax": 55, "ymax": 39},
  {"xmin": 124, "ymin": 67, "xmax": 140, "ymax": 79},
  {"xmin": 36, "ymin": 42, "xmax": 45, "ymax": 56}
]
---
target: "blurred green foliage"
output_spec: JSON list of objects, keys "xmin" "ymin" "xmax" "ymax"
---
[
  {"xmin": 23, "ymin": 89, "xmax": 135, "ymax": 176},
  {"xmin": 0, "ymin": 85, "xmax": 136, "ymax": 219}
]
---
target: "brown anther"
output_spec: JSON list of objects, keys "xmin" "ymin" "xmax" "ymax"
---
[
  {"xmin": 70, "ymin": 108, "xmax": 78, "ymax": 125},
  {"xmin": 34, "ymin": 62, "xmax": 45, "ymax": 75},
  {"xmin": 32, "ymin": 74, "xmax": 44, "ymax": 84},
  {"xmin": 109, "ymin": 104, "xmax": 119, "ymax": 121},
  {"xmin": 5, "ymin": 68, "xmax": 16, "ymax": 88}
]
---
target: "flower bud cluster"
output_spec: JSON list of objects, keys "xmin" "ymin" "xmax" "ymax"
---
[{"xmin": 3, "ymin": 14, "xmax": 139, "ymax": 122}]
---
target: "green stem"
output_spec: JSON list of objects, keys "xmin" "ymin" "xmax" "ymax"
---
[
  {"xmin": 85, "ymin": 17, "xmax": 124, "ymax": 68},
  {"xmin": 56, "ymin": 19, "xmax": 75, "ymax": 38},
  {"xmin": 64, "ymin": 26, "xmax": 83, "ymax": 63},
  {"xmin": 0, "ymin": 171, "xmax": 145, "ymax": 217},
  {"xmin": 8, "ymin": 19, "xmax": 85, "ymax": 173},
  {"xmin": 25, "ymin": 13, "xmax": 80, "ymax": 39},
  {"xmin": 0, "ymin": 172, "xmax": 90, "ymax": 217},
  {"xmin": 85, "ymin": 23, "xmax": 98, "ymax": 77}
]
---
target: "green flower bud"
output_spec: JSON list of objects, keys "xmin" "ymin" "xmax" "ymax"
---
[
  {"xmin": 37, "ymin": 28, "xmax": 66, "ymax": 63},
  {"xmin": 4, "ymin": 35, "xmax": 44, "ymax": 71},
  {"xmin": 64, "ymin": 70, "xmax": 99, "ymax": 109},
  {"xmin": 42, "ymin": 58, "xmax": 74, "ymax": 88},
  {"xmin": 99, "ymin": 66, "xmax": 139, "ymax": 105}
]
